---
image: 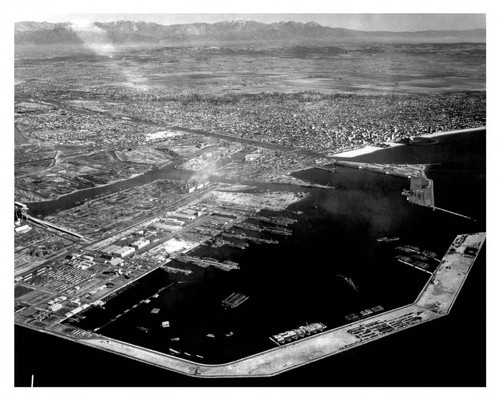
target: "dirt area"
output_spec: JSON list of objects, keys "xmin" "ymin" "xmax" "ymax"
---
[
  {"xmin": 115, "ymin": 147, "xmax": 174, "ymax": 165},
  {"xmin": 416, "ymin": 233, "xmax": 486, "ymax": 314},
  {"xmin": 145, "ymin": 130, "xmax": 186, "ymax": 141},
  {"xmin": 15, "ymin": 149, "xmax": 153, "ymax": 201},
  {"xmin": 209, "ymin": 190, "xmax": 308, "ymax": 212},
  {"xmin": 15, "ymin": 226, "xmax": 74, "ymax": 271}
]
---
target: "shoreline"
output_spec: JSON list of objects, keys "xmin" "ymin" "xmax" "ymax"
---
[
  {"xmin": 22, "ymin": 126, "xmax": 486, "ymax": 206},
  {"xmin": 420, "ymin": 126, "xmax": 485, "ymax": 138},
  {"xmin": 332, "ymin": 143, "xmax": 403, "ymax": 158},
  {"xmin": 333, "ymin": 126, "xmax": 485, "ymax": 158}
]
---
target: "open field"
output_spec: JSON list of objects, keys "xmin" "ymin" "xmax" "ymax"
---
[{"xmin": 15, "ymin": 43, "xmax": 486, "ymax": 95}]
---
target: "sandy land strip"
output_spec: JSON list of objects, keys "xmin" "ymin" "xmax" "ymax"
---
[
  {"xmin": 210, "ymin": 190, "xmax": 308, "ymax": 212},
  {"xmin": 420, "ymin": 126, "xmax": 485, "ymax": 138},
  {"xmin": 416, "ymin": 232, "xmax": 486, "ymax": 314},
  {"xmin": 332, "ymin": 126, "xmax": 485, "ymax": 158},
  {"xmin": 80, "ymin": 303, "xmax": 440, "ymax": 378},
  {"xmin": 333, "ymin": 143, "xmax": 403, "ymax": 158}
]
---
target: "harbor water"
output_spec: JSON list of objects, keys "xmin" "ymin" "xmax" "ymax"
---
[{"xmin": 15, "ymin": 130, "xmax": 486, "ymax": 386}]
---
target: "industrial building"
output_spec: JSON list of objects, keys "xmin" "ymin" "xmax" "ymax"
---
[
  {"xmin": 152, "ymin": 222, "xmax": 182, "ymax": 232},
  {"xmin": 102, "ymin": 245, "xmax": 121, "ymax": 255},
  {"xmin": 109, "ymin": 257, "xmax": 124, "ymax": 267},
  {"xmin": 131, "ymin": 238, "xmax": 150, "ymax": 250},
  {"xmin": 164, "ymin": 218, "xmax": 185, "ymax": 226},
  {"xmin": 169, "ymin": 212, "xmax": 196, "ymax": 221},
  {"xmin": 112, "ymin": 246, "xmax": 136, "ymax": 258}
]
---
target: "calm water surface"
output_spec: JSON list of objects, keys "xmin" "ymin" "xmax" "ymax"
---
[{"xmin": 15, "ymin": 130, "xmax": 486, "ymax": 386}]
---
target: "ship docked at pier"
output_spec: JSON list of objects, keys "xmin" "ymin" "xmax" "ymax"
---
[{"xmin": 270, "ymin": 322, "xmax": 327, "ymax": 346}]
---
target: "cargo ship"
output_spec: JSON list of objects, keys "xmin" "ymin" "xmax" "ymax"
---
[
  {"xmin": 376, "ymin": 236, "xmax": 400, "ymax": 243},
  {"xmin": 270, "ymin": 322, "xmax": 327, "ymax": 346}
]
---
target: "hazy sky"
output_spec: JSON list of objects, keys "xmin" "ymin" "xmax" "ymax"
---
[{"xmin": 17, "ymin": 13, "xmax": 486, "ymax": 32}]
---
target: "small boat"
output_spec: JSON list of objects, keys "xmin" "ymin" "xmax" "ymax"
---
[{"xmin": 337, "ymin": 274, "xmax": 359, "ymax": 292}]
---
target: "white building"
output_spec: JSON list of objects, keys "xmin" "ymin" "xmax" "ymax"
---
[
  {"xmin": 49, "ymin": 303, "xmax": 63, "ymax": 312},
  {"xmin": 169, "ymin": 212, "xmax": 195, "ymax": 221},
  {"xmin": 112, "ymin": 246, "xmax": 136, "ymax": 258},
  {"xmin": 131, "ymin": 239, "xmax": 150, "ymax": 250},
  {"xmin": 109, "ymin": 258, "xmax": 124, "ymax": 267}
]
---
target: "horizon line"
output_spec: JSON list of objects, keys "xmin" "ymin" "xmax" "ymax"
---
[{"xmin": 14, "ymin": 18, "xmax": 487, "ymax": 33}]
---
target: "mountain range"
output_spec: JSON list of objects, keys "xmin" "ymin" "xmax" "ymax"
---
[{"xmin": 15, "ymin": 20, "xmax": 486, "ymax": 45}]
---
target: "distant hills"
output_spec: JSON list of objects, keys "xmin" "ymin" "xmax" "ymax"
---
[{"xmin": 14, "ymin": 20, "xmax": 486, "ymax": 45}]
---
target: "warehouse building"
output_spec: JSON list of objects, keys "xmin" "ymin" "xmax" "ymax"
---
[
  {"xmin": 112, "ymin": 246, "xmax": 135, "ymax": 258},
  {"xmin": 131, "ymin": 238, "xmax": 150, "ymax": 250}
]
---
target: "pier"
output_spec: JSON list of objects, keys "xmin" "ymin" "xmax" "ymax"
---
[
  {"xmin": 396, "ymin": 258, "xmax": 433, "ymax": 275},
  {"xmin": 175, "ymin": 255, "xmax": 240, "ymax": 271},
  {"xmin": 433, "ymin": 206, "xmax": 475, "ymax": 221},
  {"xmin": 62, "ymin": 232, "xmax": 484, "ymax": 378}
]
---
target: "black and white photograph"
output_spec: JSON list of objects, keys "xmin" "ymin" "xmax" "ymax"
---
[{"xmin": 7, "ymin": 1, "xmax": 494, "ymax": 393}]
